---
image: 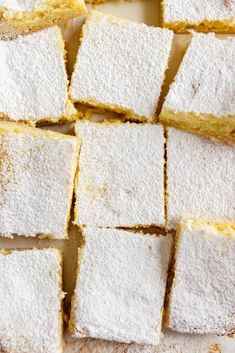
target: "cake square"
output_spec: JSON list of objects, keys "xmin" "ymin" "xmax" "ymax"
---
[
  {"xmin": 0, "ymin": 26, "xmax": 77, "ymax": 124},
  {"xmin": 160, "ymin": 33, "xmax": 235, "ymax": 144},
  {"xmin": 0, "ymin": 0, "xmax": 87, "ymax": 39},
  {"xmin": 69, "ymin": 228, "xmax": 172, "ymax": 345},
  {"xmin": 74, "ymin": 121, "xmax": 165, "ymax": 228},
  {"xmin": 0, "ymin": 249, "xmax": 63, "ymax": 353},
  {"xmin": 162, "ymin": 0, "xmax": 235, "ymax": 33},
  {"xmin": 70, "ymin": 11, "xmax": 173, "ymax": 121},
  {"xmin": 0, "ymin": 121, "xmax": 79, "ymax": 239},
  {"xmin": 167, "ymin": 219, "xmax": 235, "ymax": 335},
  {"xmin": 166, "ymin": 128, "xmax": 235, "ymax": 230}
]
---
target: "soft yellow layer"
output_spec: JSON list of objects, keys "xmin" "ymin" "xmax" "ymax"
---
[
  {"xmin": 72, "ymin": 97, "xmax": 147, "ymax": 122},
  {"xmin": 68, "ymin": 245, "xmax": 85, "ymax": 334},
  {"xmin": 57, "ymin": 249, "xmax": 64, "ymax": 353},
  {"xmin": 1, "ymin": 0, "xmax": 86, "ymax": 29},
  {"xmin": 162, "ymin": 19, "xmax": 235, "ymax": 34},
  {"xmin": 180, "ymin": 219, "xmax": 235, "ymax": 237},
  {"xmin": 160, "ymin": 109, "xmax": 235, "ymax": 144},
  {"xmin": 0, "ymin": 120, "xmax": 78, "ymax": 141}
]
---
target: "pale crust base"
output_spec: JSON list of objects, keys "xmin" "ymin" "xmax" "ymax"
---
[
  {"xmin": 160, "ymin": 109, "xmax": 235, "ymax": 145},
  {"xmin": 162, "ymin": 20, "xmax": 235, "ymax": 34},
  {"xmin": 0, "ymin": 5, "xmax": 87, "ymax": 40}
]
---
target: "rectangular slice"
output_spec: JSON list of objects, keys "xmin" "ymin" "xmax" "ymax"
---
[
  {"xmin": 0, "ymin": 26, "xmax": 77, "ymax": 124},
  {"xmin": 160, "ymin": 33, "xmax": 235, "ymax": 144},
  {"xmin": 0, "ymin": 249, "xmax": 63, "ymax": 353},
  {"xmin": 166, "ymin": 128, "xmax": 235, "ymax": 230},
  {"xmin": 74, "ymin": 121, "xmax": 165, "ymax": 228},
  {"xmin": 0, "ymin": 0, "xmax": 86, "ymax": 39},
  {"xmin": 162, "ymin": 0, "xmax": 235, "ymax": 33},
  {"xmin": 0, "ymin": 121, "xmax": 79, "ymax": 239},
  {"xmin": 69, "ymin": 228, "xmax": 172, "ymax": 345},
  {"xmin": 70, "ymin": 11, "xmax": 173, "ymax": 122},
  {"xmin": 167, "ymin": 219, "xmax": 235, "ymax": 335}
]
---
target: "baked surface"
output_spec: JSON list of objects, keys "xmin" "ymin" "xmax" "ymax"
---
[
  {"xmin": 74, "ymin": 121, "xmax": 165, "ymax": 228},
  {"xmin": 0, "ymin": 121, "xmax": 79, "ymax": 239},
  {"xmin": 167, "ymin": 219, "xmax": 235, "ymax": 335},
  {"xmin": 70, "ymin": 11, "xmax": 173, "ymax": 121},
  {"xmin": 0, "ymin": 249, "xmax": 63, "ymax": 353},
  {"xmin": 0, "ymin": 0, "xmax": 86, "ymax": 39},
  {"xmin": 166, "ymin": 128, "xmax": 235, "ymax": 230},
  {"xmin": 69, "ymin": 228, "xmax": 172, "ymax": 345},
  {"xmin": 162, "ymin": 0, "xmax": 235, "ymax": 33},
  {"xmin": 160, "ymin": 33, "xmax": 235, "ymax": 144},
  {"xmin": 0, "ymin": 26, "xmax": 76, "ymax": 124}
]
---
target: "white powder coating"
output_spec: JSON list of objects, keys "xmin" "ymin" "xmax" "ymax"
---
[
  {"xmin": 0, "ymin": 249, "xmax": 62, "ymax": 353},
  {"xmin": 166, "ymin": 128, "xmax": 235, "ymax": 230},
  {"xmin": 70, "ymin": 228, "xmax": 172, "ymax": 345},
  {"xmin": 168, "ymin": 220, "xmax": 235, "ymax": 334},
  {"xmin": 0, "ymin": 123, "xmax": 79, "ymax": 239},
  {"xmin": 163, "ymin": 0, "xmax": 235, "ymax": 23},
  {"xmin": 162, "ymin": 33, "xmax": 235, "ymax": 117},
  {"xmin": 70, "ymin": 11, "xmax": 173, "ymax": 120},
  {"xmin": 74, "ymin": 122, "xmax": 165, "ymax": 228},
  {"xmin": 0, "ymin": 27, "xmax": 70, "ymax": 123},
  {"xmin": 0, "ymin": 0, "xmax": 45, "ymax": 11}
]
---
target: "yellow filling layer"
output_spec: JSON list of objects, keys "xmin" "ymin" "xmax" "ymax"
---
[
  {"xmin": 160, "ymin": 109, "xmax": 235, "ymax": 144},
  {"xmin": 0, "ymin": 120, "xmax": 78, "ymax": 141},
  {"xmin": 68, "ymin": 245, "xmax": 85, "ymax": 334},
  {"xmin": 181, "ymin": 219, "xmax": 235, "ymax": 237},
  {"xmin": 162, "ymin": 19, "xmax": 235, "ymax": 34},
  {"xmin": 1, "ymin": 0, "xmax": 86, "ymax": 29},
  {"xmin": 71, "ymin": 97, "xmax": 147, "ymax": 123}
]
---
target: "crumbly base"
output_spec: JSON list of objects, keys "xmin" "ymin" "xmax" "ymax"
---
[
  {"xmin": 160, "ymin": 109, "xmax": 235, "ymax": 145},
  {"xmin": 162, "ymin": 19, "xmax": 235, "ymax": 34},
  {"xmin": 0, "ymin": 0, "xmax": 86, "ymax": 40}
]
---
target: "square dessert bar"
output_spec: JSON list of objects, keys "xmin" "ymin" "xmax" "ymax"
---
[
  {"xmin": 0, "ymin": 121, "xmax": 79, "ymax": 239},
  {"xmin": 69, "ymin": 228, "xmax": 172, "ymax": 345},
  {"xmin": 166, "ymin": 128, "xmax": 235, "ymax": 230},
  {"xmin": 167, "ymin": 219, "xmax": 235, "ymax": 335},
  {"xmin": 0, "ymin": 249, "xmax": 63, "ymax": 353},
  {"xmin": 0, "ymin": 26, "xmax": 77, "ymax": 125},
  {"xmin": 167, "ymin": 128, "xmax": 235, "ymax": 229},
  {"xmin": 74, "ymin": 122, "xmax": 165, "ymax": 228},
  {"xmin": 160, "ymin": 33, "xmax": 235, "ymax": 144},
  {"xmin": 0, "ymin": 0, "xmax": 86, "ymax": 40},
  {"xmin": 162, "ymin": 0, "xmax": 235, "ymax": 33},
  {"xmin": 70, "ymin": 11, "xmax": 173, "ymax": 122}
]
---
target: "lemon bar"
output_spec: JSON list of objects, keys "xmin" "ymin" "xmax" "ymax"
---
[
  {"xmin": 70, "ymin": 11, "xmax": 173, "ymax": 122},
  {"xmin": 74, "ymin": 121, "xmax": 165, "ymax": 228},
  {"xmin": 69, "ymin": 228, "xmax": 172, "ymax": 345},
  {"xmin": 0, "ymin": 26, "xmax": 77, "ymax": 125},
  {"xmin": 0, "ymin": 0, "xmax": 86, "ymax": 39},
  {"xmin": 161, "ymin": 0, "xmax": 235, "ymax": 33},
  {"xmin": 160, "ymin": 33, "xmax": 235, "ymax": 144},
  {"xmin": 0, "ymin": 121, "xmax": 79, "ymax": 239},
  {"xmin": 166, "ymin": 128, "xmax": 235, "ymax": 230},
  {"xmin": 167, "ymin": 219, "xmax": 235, "ymax": 335},
  {"xmin": 0, "ymin": 249, "xmax": 63, "ymax": 353}
]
